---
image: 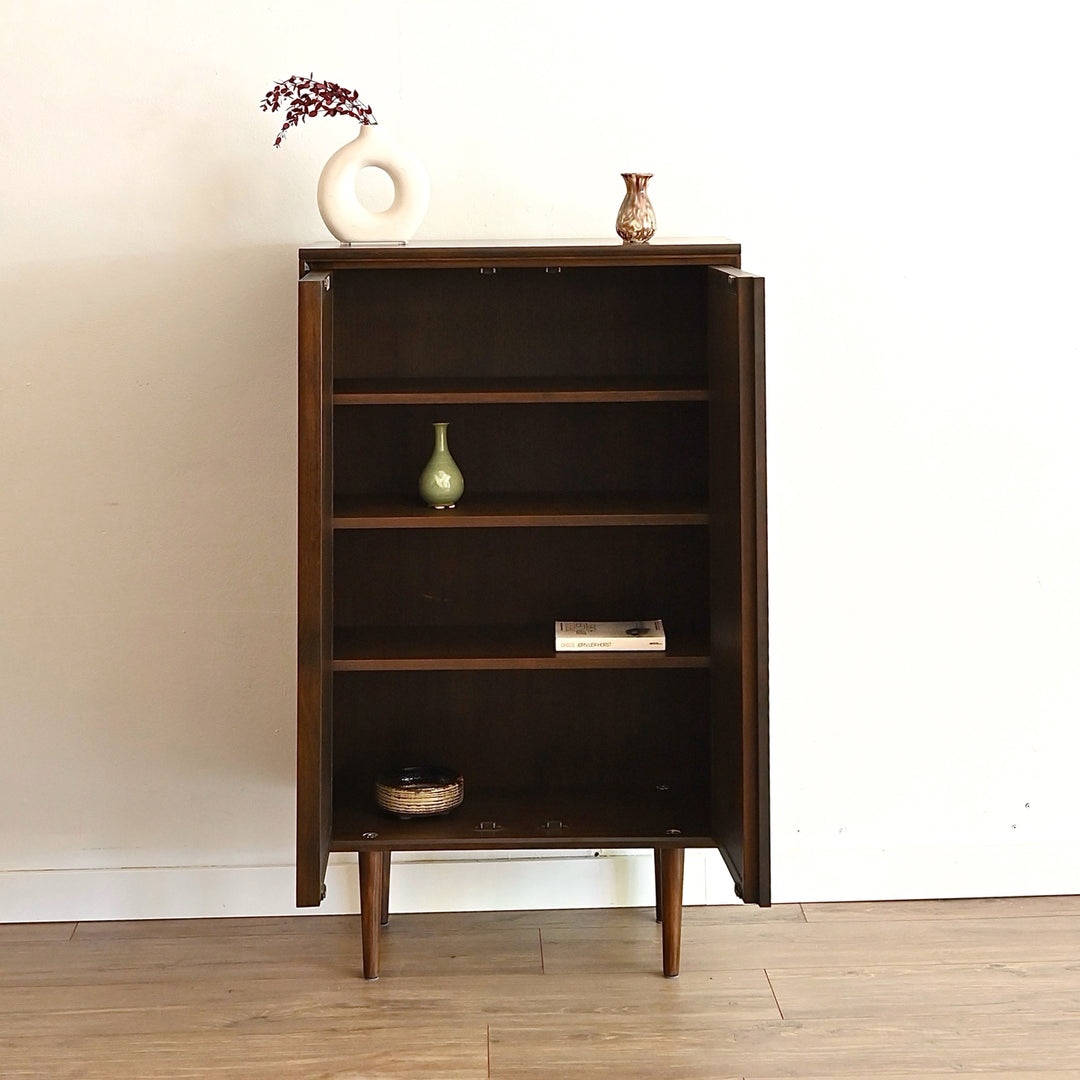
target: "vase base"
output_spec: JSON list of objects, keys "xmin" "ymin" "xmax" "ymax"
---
[
  {"xmin": 428, "ymin": 503, "xmax": 456, "ymax": 510},
  {"xmin": 341, "ymin": 240, "xmax": 408, "ymax": 247}
]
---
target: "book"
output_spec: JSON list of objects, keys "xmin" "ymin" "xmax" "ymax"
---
[{"xmin": 554, "ymin": 619, "xmax": 666, "ymax": 652}]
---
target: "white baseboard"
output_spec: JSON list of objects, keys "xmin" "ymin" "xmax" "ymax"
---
[
  {"xmin": 0, "ymin": 849, "xmax": 734, "ymax": 924},
  {"xmin": 772, "ymin": 841, "xmax": 1080, "ymax": 903},
  {"xmin": 5, "ymin": 842, "xmax": 1076, "ymax": 924}
]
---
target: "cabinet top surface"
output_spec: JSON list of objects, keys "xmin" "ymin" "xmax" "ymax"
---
[{"xmin": 299, "ymin": 237, "xmax": 740, "ymax": 271}]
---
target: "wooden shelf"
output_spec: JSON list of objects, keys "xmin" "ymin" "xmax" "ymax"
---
[
  {"xmin": 333, "ymin": 376, "xmax": 708, "ymax": 405},
  {"xmin": 332, "ymin": 626, "xmax": 710, "ymax": 671},
  {"xmin": 333, "ymin": 494, "xmax": 709, "ymax": 529},
  {"xmin": 331, "ymin": 786, "xmax": 713, "ymax": 851}
]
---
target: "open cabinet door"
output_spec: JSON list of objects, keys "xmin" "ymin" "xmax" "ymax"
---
[
  {"xmin": 296, "ymin": 271, "xmax": 334, "ymax": 907},
  {"xmin": 707, "ymin": 265, "xmax": 770, "ymax": 905}
]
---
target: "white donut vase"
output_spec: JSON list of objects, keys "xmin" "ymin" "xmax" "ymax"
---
[{"xmin": 316, "ymin": 124, "xmax": 430, "ymax": 244}]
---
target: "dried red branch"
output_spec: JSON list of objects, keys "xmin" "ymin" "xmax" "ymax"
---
[{"xmin": 260, "ymin": 74, "xmax": 376, "ymax": 147}]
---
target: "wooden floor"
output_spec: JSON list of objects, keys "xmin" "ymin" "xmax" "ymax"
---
[{"xmin": 2, "ymin": 896, "xmax": 1079, "ymax": 1078}]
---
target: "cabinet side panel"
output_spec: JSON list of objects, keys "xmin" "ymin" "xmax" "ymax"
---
[
  {"xmin": 296, "ymin": 272, "xmax": 334, "ymax": 907},
  {"xmin": 745, "ymin": 273, "xmax": 770, "ymax": 905},
  {"xmin": 707, "ymin": 267, "xmax": 770, "ymax": 905}
]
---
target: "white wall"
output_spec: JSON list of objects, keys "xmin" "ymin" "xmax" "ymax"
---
[{"xmin": 2, "ymin": 0, "xmax": 1079, "ymax": 922}]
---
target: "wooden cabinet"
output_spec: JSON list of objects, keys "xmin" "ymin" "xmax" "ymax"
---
[{"xmin": 296, "ymin": 240, "xmax": 768, "ymax": 978}]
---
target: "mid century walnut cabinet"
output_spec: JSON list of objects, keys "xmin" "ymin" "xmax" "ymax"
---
[{"xmin": 295, "ymin": 240, "xmax": 768, "ymax": 978}]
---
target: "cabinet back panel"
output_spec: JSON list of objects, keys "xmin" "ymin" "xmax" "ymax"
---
[
  {"xmin": 333, "ymin": 526, "xmax": 709, "ymax": 631},
  {"xmin": 332, "ymin": 668, "xmax": 710, "ymax": 798},
  {"xmin": 334, "ymin": 403, "xmax": 708, "ymax": 499},
  {"xmin": 333, "ymin": 267, "xmax": 706, "ymax": 381}
]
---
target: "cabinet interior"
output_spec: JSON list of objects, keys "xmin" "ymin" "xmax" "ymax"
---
[{"xmin": 332, "ymin": 265, "xmax": 707, "ymax": 382}]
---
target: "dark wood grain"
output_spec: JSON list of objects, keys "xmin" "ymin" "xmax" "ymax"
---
[
  {"xmin": 653, "ymin": 849, "xmax": 664, "ymax": 923},
  {"xmin": 358, "ymin": 851, "xmax": 383, "ymax": 979},
  {"xmin": 295, "ymin": 272, "xmax": 334, "ymax": 908},
  {"xmin": 331, "ymin": 666, "xmax": 710, "ymax": 813},
  {"xmin": 332, "ymin": 526, "xmax": 710, "ymax": 635},
  {"xmin": 331, "ymin": 625, "xmax": 709, "ymax": 670},
  {"xmin": 660, "ymin": 847, "xmax": 685, "ymax": 976},
  {"xmin": 294, "ymin": 241, "xmax": 768, "ymax": 976},
  {"xmin": 707, "ymin": 265, "xmax": 770, "ymax": 906},
  {"xmin": 329, "ymin": 265, "xmax": 707, "ymax": 384},
  {"xmin": 333, "ymin": 376, "xmax": 708, "ymax": 404},
  {"xmin": 332, "ymin": 401, "xmax": 708, "ymax": 504},
  {"xmin": 380, "ymin": 851, "xmax": 391, "ymax": 926},
  {"xmin": 332, "ymin": 788, "xmax": 712, "ymax": 852},
  {"xmin": 333, "ymin": 493, "xmax": 708, "ymax": 529},
  {"xmin": 300, "ymin": 238, "xmax": 741, "ymax": 272}
]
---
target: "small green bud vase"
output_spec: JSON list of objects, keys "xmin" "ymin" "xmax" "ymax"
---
[{"xmin": 419, "ymin": 422, "xmax": 464, "ymax": 509}]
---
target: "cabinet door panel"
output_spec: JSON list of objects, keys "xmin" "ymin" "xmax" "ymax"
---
[
  {"xmin": 707, "ymin": 266, "xmax": 770, "ymax": 904},
  {"xmin": 296, "ymin": 272, "xmax": 334, "ymax": 906}
]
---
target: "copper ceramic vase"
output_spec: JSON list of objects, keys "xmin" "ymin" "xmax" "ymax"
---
[{"xmin": 615, "ymin": 172, "xmax": 656, "ymax": 244}]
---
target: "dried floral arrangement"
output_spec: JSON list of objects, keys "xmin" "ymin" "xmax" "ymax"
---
[{"xmin": 261, "ymin": 75, "xmax": 375, "ymax": 148}]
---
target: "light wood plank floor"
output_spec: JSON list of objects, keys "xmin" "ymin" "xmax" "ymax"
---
[{"xmin": 2, "ymin": 895, "xmax": 1079, "ymax": 1078}]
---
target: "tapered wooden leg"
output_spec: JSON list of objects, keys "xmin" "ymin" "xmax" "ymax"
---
[
  {"xmin": 660, "ymin": 847, "xmax": 684, "ymax": 978},
  {"xmin": 380, "ymin": 849, "xmax": 391, "ymax": 926},
  {"xmin": 358, "ymin": 851, "xmax": 383, "ymax": 979},
  {"xmin": 653, "ymin": 848, "xmax": 664, "ymax": 923}
]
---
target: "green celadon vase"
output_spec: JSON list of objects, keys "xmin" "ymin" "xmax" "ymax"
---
[{"xmin": 419, "ymin": 422, "xmax": 464, "ymax": 509}]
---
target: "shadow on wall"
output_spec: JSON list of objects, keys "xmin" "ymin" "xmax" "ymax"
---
[
  {"xmin": 2, "ymin": 244, "xmax": 299, "ymax": 617},
  {"xmin": 0, "ymin": 246, "xmax": 303, "ymax": 862}
]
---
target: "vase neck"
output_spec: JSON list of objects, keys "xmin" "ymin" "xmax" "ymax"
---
[
  {"xmin": 622, "ymin": 172, "xmax": 653, "ymax": 194},
  {"xmin": 433, "ymin": 422, "xmax": 449, "ymax": 452}
]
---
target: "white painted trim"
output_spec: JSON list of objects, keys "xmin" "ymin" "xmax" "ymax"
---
[
  {"xmin": 0, "ymin": 850, "xmax": 728, "ymax": 924},
  {"xmin": 6, "ymin": 843, "xmax": 1075, "ymax": 924},
  {"xmin": 772, "ymin": 843, "xmax": 1080, "ymax": 904}
]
